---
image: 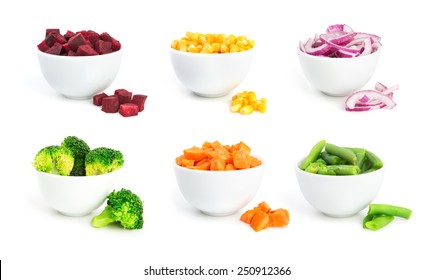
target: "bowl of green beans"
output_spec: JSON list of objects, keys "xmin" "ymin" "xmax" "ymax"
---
[{"xmin": 295, "ymin": 140, "xmax": 386, "ymax": 218}]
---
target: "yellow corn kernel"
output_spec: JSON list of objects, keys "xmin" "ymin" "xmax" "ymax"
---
[
  {"xmin": 188, "ymin": 44, "xmax": 199, "ymax": 53},
  {"xmin": 239, "ymin": 105, "xmax": 254, "ymax": 115},
  {"xmin": 211, "ymin": 43, "xmax": 220, "ymax": 53},
  {"xmin": 260, "ymin": 97, "xmax": 268, "ymax": 104},
  {"xmin": 225, "ymin": 34, "xmax": 236, "ymax": 45},
  {"xmin": 250, "ymin": 101, "xmax": 259, "ymax": 110},
  {"xmin": 248, "ymin": 39, "xmax": 256, "ymax": 48},
  {"xmin": 220, "ymin": 44, "xmax": 229, "ymax": 53},
  {"xmin": 257, "ymin": 103, "xmax": 267, "ymax": 113},
  {"xmin": 230, "ymin": 104, "xmax": 242, "ymax": 113},
  {"xmin": 171, "ymin": 40, "xmax": 179, "ymax": 49},
  {"xmin": 230, "ymin": 45, "xmax": 240, "ymax": 53},
  {"xmin": 231, "ymin": 98, "xmax": 243, "ymax": 106},
  {"xmin": 201, "ymin": 43, "xmax": 214, "ymax": 53},
  {"xmin": 247, "ymin": 92, "xmax": 257, "ymax": 101},
  {"xmin": 179, "ymin": 40, "xmax": 188, "ymax": 52},
  {"xmin": 205, "ymin": 33, "xmax": 215, "ymax": 44}
]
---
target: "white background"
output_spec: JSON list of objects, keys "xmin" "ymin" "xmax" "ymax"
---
[{"xmin": 1, "ymin": 0, "xmax": 432, "ymax": 279}]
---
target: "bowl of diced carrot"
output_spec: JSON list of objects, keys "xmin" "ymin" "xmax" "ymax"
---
[
  {"xmin": 173, "ymin": 141, "xmax": 265, "ymax": 216},
  {"xmin": 169, "ymin": 32, "xmax": 255, "ymax": 97}
]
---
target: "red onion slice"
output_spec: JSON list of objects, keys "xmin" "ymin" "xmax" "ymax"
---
[{"xmin": 345, "ymin": 83, "xmax": 398, "ymax": 112}]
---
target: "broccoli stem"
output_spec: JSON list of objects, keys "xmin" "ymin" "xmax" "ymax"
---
[{"xmin": 91, "ymin": 206, "xmax": 115, "ymax": 228}]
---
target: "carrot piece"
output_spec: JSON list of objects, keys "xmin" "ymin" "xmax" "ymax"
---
[
  {"xmin": 183, "ymin": 146, "xmax": 207, "ymax": 161},
  {"xmin": 210, "ymin": 156, "xmax": 226, "ymax": 171},
  {"xmin": 191, "ymin": 159, "xmax": 211, "ymax": 170},
  {"xmin": 248, "ymin": 155, "xmax": 262, "ymax": 168},
  {"xmin": 233, "ymin": 150, "xmax": 250, "ymax": 169},
  {"xmin": 270, "ymin": 208, "xmax": 290, "ymax": 220},
  {"xmin": 225, "ymin": 163, "xmax": 235, "ymax": 170},
  {"xmin": 257, "ymin": 201, "xmax": 271, "ymax": 213},
  {"xmin": 202, "ymin": 141, "xmax": 213, "ymax": 150},
  {"xmin": 231, "ymin": 141, "xmax": 251, "ymax": 154},
  {"xmin": 268, "ymin": 209, "xmax": 289, "ymax": 227},
  {"xmin": 175, "ymin": 155, "xmax": 184, "ymax": 166},
  {"xmin": 240, "ymin": 209, "xmax": 257, "ymax": 224},
  {"xmin": 181, "ymin": 158, "xmax": 195, "ymax": 167},
  {"xmin": 249, "ymin": 210, "xmax": 269, "ymax": 232}
]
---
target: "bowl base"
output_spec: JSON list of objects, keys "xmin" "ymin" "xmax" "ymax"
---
[
  {"xmin": 322, "ymin": 211, "xmax": 358, "ymax": 218},
  {"xmin": 58, "ymin": 210, "xmax": 92, "ymax": 217},
  {"xmin": 200, "ymin": 210, "xmax": 238, "ymax": 217},
  {"xmin": 193, "ymin": 91, "xmax": 230, "ymax": 98}
]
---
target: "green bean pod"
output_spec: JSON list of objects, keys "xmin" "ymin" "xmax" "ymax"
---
[
  {"xmin": 363, "ymin": 214, "xmax": 395, "ymax": 230},
  {"xmin": 305, "ymin": 162, "xmax": 320, "ymax": 174},
  {"xmin": 346, "ymin": 147, "xmax": 366, "ymax": 169},
  {"xmin": 300, "ymin": 140, "xmax": 326, "ymax": 170},
  {"xmin": 325, "ymin": 143, "xmax": 357, "ymax": 166},
  {"xmin": 321, "ymin": 151, "xmax": 346, "ymax": 165},
  {"xmin": 314, "ymin": 158, "xmax": 327, "ymax": 166},
  {"xmin": 368, "ymin": 204, "xmax": 412, "ymax": 219},
  {"xmin": 365, "ymin": 150, "xmax": 383, "ymax": 170},
  {"xmin": 326, "ymin": 165, "xmax": 361, "ymax": 175}
]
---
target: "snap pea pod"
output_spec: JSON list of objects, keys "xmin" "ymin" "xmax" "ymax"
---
[
  {"xmin": 300, "ymin": 140, "xmax": 326, "ymax": 170},
  {"xmin": 325, "ymin": 143, "xmax": 357, "ymax": 166},
  {"xmin": 363, "ymin": 214, "xmax": 395, "ymax": 230},
  {"xmin": 321, "ymin": 151, "xmax": 346, "ymax": 165},
  {"xmin": 326, "ymin": 165, "xmax": 361, "ymax": 175},
  {"xmin": 345, "ymin": 147, "xmax": 366, "ymax": 169},
  {"xmin": 366, "ymin": 150, "xmax": 383, "ymax": 170},
  {"xmin": 361, "ymin": 158, "xmax": 372, "ymax": 173},
  {"xmin": 368, "ymin": 204, "xmax": 412, "ymax": 219}
]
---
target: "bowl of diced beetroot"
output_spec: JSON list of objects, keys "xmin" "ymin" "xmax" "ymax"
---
[{"xmin": 37, "ymin": 29, "xmax": 123, "ymax": 100}]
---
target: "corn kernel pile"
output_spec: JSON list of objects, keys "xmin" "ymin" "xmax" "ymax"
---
[
  {"xmin": 231, "ymin": 91, "xmax": 267, "ymax": 115},
  {"xmin": 171, "ymin": 32, "xmax": 255, "ymax": 54}
]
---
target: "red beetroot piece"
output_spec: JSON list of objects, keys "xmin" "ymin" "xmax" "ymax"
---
[
  {"xmin": 93, "ymin": 93, "xmax": 108, "ymax": 106},
  {"xmin": 119, "ymin": 103, "xmax": 139, "ymax": 117},
  {"xmin": 45, "ymin": 42, "xmax": 63, "ymax": 55},
  {"xmin": 111, "ymin": 38, "xmax": 121, "ymax": 51},
  {"xmin": 101, "ymin": 96, "xmax": 119, "ymax": 113},
  {"xmin": 95, "ymin": 40, "xmax": 112, "ymax": 54},
  {"xmin": 68, "ymin": 33, "xmax": 88, "ymax": 52},
  {"xmin": 76, "ymin": 44, "xmax": 99, "ymax": 56},
  {"xmin": 114, "ymin": 89, "xmax": 133, "ymax": 104},
  {"xmin": 86, "ymin": 30, "xmax": 100, "ymax": 46},
  {"xmin": 131, "ymin": 94, "xmax": 148, "ymax": 112},
  {"xmin": 37, "ymin": 41, "xmax": 50, "ymax": 52},
  {"xmin": 45, "ymin": 28, "xmax": 60, "ymax": 37},
  {"xmin": 64, "ymin": 30, "xmax": 75, "ymax": 40}
]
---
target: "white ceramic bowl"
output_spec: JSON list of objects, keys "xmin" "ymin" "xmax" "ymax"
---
[
  {"xmin": 36, "ymin": 170, "xmax": 120, "ymax": 216},
  {"xmin": 169, "ymin": 47, "xmax": 254, "ymax": 97},
  {"xmin": 294, "ymin": 159, "xmax": 385, "ymax": 217},
  {"xmin": 37, "ymin": 48, "xmax": 123, "ymax": 99},
  {"xmin": 173, "ymin": 159, "xmax": 265, "ymax": 216},
  {"xmin": 297, "ymin": 48, "xmax": 380, "ymax": 97}
]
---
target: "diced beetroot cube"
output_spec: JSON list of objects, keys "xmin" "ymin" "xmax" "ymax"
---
[
  {"xmin": 68, "ymin": 50, "xmax": 77, "ymax": 56},
  {"xmin": 100, "ymin": 32, "xmax": 113, "ymax": 42},
  {"xmin": 62, "ymin": 43, "xmax": 71, "ymax": 53},
  {"xmin": 114, "ymin": 89, "xmax": 133, "ymax": 104},
  {"xmin": 37, "ymin": 41, "xmax": 50, "ymax": 52},
  {"xmin": 76, "ymin": 44, "xmax": 98, "ymax": 56},
  {"xmin": 44, "ymin": 33, "xmax": 56, "ymax": 47},
  {"xmin": 77, "ymin": 30, "xmax": 89, "ymax": 39},
  {"xmin": 86, "ymin": 30, "xmax": 100, "ymax": 46},
  {"xmin": 95, "ymin": 40, "xmax": 112, "ymax": 54},
  {"xmin": 45, "ymin": 42, "xmax": 63, "ymax": 55},
  {"xmin": 68, "ymin": 33, "xmax": 87, "ymax": 52},
  {"xmin": 119, "ymin": 103, "xmax": 139, "ymax": 117},
  {"xmin": 53, "ymin": 33, "xmax": 67, "ymax": 44},
  {"xmin": 93, "ymin": 92, "xmax": 108, "ymax": 106},
  {"xmin": 111, "ymin": 38, "xmax": 121, "ymax": 51},
  {"xmin": 64, "ymin": 30, "xmax": 75, "ymax": 40},
  {"xmin": 45, "ymin": 28, "xmax": 60, "ymax": 37},
  {"xmin": 131, "ymin": 94, "xmax": 148, "ymax": 112},
  {"xmin": 101, "ymin": 96, "xmax": 119, "ymax": 113}
]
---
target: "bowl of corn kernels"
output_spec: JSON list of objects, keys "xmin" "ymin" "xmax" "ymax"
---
[{"xmin": 170, "ymin": 32, "xmax": 255, "ymax": 97}]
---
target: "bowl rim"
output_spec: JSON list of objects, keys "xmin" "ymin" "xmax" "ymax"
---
[
  {"xmin": 173, "ymin": 156, "xmax": 265, "ymax": 174},
  {"xmin": 36, "ymin": 47, "xmax": 123, "ymax": 59},
  {"xmin": 297, "ymin": 45, "xmax": 381, "ymax": 61},
  {"xmin": 169, "ymin": 45, "xmax": 255, "ymax": 56},
  {"xmin": 35, "ymin": 168, "xmax": 121, "ymax": 179},
  {"xmin": 294, "ymin": 157, "xmax": 385, "ymax": 178}
]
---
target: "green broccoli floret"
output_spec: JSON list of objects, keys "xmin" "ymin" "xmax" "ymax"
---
[
  {"xmin": 33, "ymin": 145, "xmax": 74, "ymax": 176},
  {"xmin": 91, "ymin": 188, "xmax": 144, "ymax": 229},
  {"xmin": 61, "ymin": 136, "xmax": 90, "ymax": 176},
  {"xmin": 85, "ymin": 147, "xmax": 124, "ymax": 176}
]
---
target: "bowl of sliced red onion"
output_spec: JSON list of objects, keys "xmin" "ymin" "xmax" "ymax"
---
[{"xmin": 298, "ymin": 24, "xmax": 382, "ymax": 97}]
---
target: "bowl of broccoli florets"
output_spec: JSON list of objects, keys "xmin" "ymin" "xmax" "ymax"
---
[{"xmin": 33, "ymin": 136, "xmax": 124, "ymax": 217}]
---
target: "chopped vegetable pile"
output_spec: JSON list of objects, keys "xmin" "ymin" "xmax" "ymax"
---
[
  {"xmin": 345, "ymin": 82, "xmax": 398, "ymax": 112},
  {"xmin": 300, "ymin": 140, "xmax": 383, "ymax": 175},
  {"xmin": 176, "ymin": 141, "xmax": 261, "ymax": 171},
  {"xmin": 33, "ymin": 136, "xmax": 124, "ymax": 176},
  {"xmin": 37, "ymin": 28, "xmax": 121, "ymax": 56},
  {"xmin": 299, "ymin": 24, "xmax": 381, "ymax": 58},
  {"xmin": 240, "ymin": 201, "xmax": 290, "ymax": 232},
  {"xmin": 93, "ymin": 89, "xmax": 148, "ymax": 117},
  {"xmin": 230, "ymin": 91, "xmax": 267, "ymax": 115},
  {"xmin": 363, "ymin": 204, "xmax": 412, "ymax": 230},
  {"xmin": 171, "ymin": 32, "xmax": 255, "ymax": 53}
]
